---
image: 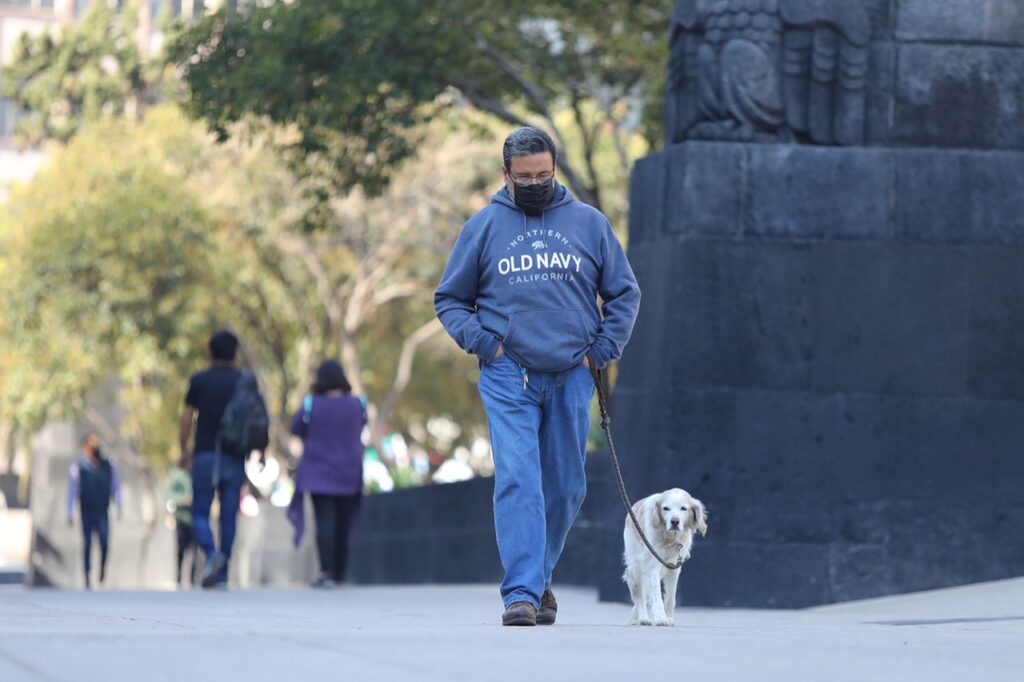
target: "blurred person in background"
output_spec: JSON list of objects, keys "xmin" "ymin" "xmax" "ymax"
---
[
  {"xmin": 165, "ymin": 466, "xmax": 199, "ymax": 587},
  {"xmin": 287, "ymin": 360, "xmax": 366, "ymax": 588},
  {"xmin": 67, "ymin": 433, "xmax": 123, "ymax": 589},
  {"xmin": 179, "ymin": 330, "xmax": 244, "ymax": 589}
]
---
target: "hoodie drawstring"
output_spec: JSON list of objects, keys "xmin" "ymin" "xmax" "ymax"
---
[{"xmin": 520, "ymin": 209, "xmax": 547, "ymax": 249}]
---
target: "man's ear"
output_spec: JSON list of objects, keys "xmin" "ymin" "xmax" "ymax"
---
[{"xmin": 687, "ymin": 498, "xmax": 708, "ymax": 537}]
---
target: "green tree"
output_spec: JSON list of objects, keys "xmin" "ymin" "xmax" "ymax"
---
[
  {"xmin": 192, "ymin": 110, "xmax": 499, "ymax": 455},
  {"xmin": 1, "ymin": 104, "xmax": 497, "ymax": 472},
  {"xmin": 168, "ymin": 0, "xmax": 671, "ymax": 224},
  {"xmin": 1, "ymin": 1, "xmax": 169, "ymax": 147},
  {"xmin": 0, "ymin": 106, "xmax": 218, "ymax": 464}
]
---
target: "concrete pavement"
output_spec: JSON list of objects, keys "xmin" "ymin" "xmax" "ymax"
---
[{"xmin": 1, "ymin": 579, "xmax": 1022, "ymax": 681}]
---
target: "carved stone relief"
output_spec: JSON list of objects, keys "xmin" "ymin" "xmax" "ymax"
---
[{"xmin": 667, "ymin": 0, "xmax": 870, "ymax": 146}]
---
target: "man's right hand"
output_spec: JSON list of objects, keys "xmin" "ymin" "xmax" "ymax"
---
[{"xmin": 491, "ymin": 345, "xmax": 505, "ymax": 362}]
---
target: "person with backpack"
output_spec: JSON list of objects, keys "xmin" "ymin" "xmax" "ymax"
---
[
  {"xmin": 287, "ymin": 360, "xmax": 366, "ymax": 588},
  {"xmin": 178, "ymin": 330, "xmax": 269, "ymax": 589},
  {"xmin": 67, "ymin": 433, "xmax": 123, "ymax": 589}
]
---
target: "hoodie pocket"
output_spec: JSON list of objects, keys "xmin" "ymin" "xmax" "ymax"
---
[{"xmin": 503, "ymin": 308, "xmax": 590, "ymax": 373}]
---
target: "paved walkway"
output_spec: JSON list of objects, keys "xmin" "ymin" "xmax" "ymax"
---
[{"xmin": 1, "ymin": 579, "xmax": 1022, "ymax": 681}]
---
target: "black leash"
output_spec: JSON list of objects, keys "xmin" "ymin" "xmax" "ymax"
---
[{"xmin": 588, "ymin": 361, "xmax": 684, "ymax": 571}]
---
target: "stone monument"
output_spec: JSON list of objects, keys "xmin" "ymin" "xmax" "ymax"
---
[{"xmin": 601, "ymin": 0, "xmax": 1024, "ymax": 607}]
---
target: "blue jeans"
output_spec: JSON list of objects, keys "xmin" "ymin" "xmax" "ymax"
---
[
  {"xmin": 191, "ymin": 451, "xmax": 247, "ymax": 583},
  {"xmin": 478, "ymin": 354, "xmax": 593, "ymax": 608}
]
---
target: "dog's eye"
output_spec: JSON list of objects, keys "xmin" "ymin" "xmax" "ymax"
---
[
  {"xmin": 662, "ymin": 506, "xmax": 669, "ymax": 511},
  {"xmin": 681, "ymin": 506, "xmax": 688, "ymax": 511}
]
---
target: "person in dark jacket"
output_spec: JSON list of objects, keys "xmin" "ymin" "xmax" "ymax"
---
[
  {"xmin": 178, "ymin": 330, "xmax": 244, "ymax": 589},
  {"xmin": 287, "ymin": 360, "xmax": 366, "ymax": 588},
  {"xmin": 67, "ymin": 433, "xmax": 123, "ymax": 589},
  {"xmin": 434, "ymin": 127, "xmax": 641, "ymax": 626}
]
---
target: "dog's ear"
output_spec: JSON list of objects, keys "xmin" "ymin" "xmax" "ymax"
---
[
  {"xmin": 643, "ymin": 495, "xmax": 662, "ymax": 530},
  {"xmin": 687, "ymin": 498, "xmax": 708, "ymax": 537}
]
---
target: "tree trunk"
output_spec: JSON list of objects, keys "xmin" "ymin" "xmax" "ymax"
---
[
  {"xmin": 338, "ymin": 330, "xmax": 364, "ymax": 395},
  {"xmin": 374, "ymin": 318, "xmax": 443, "ymax": 445}
]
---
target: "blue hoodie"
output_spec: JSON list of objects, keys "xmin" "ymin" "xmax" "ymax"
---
[{"xmin": 434, "ymin": 184, "xmax": 640, "ymax": 373}]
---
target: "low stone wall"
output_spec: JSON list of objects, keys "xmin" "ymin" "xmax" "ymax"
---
[{"xmin": 348, "ymin": 454, "xmax": 612, "ymax": 589}]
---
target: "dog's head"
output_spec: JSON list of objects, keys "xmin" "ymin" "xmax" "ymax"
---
[{"xmin": 653, "ymin": 488, "xmax": 707, "ymax": 537}]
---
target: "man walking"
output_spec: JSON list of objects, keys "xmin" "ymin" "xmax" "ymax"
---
[
  {"xmin": 179, "ymin": 330, "xmax": 246, "ymax": 588},
  {"xmin": 67, "ymin": 434, "xmax": 123, "ymax": 589},
  {"xmin": 434, "ymin": 127, "xmax": 641, "ymax": 625}
]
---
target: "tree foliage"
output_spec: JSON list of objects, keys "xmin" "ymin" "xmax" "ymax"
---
[
  {"xmin": 1, "ymin": 1, "xmax": 676, "ymax": 476},
  {"xmin": 168, "ymin": 0, "xmax": 672, "ymax": 219},
  {"xmin": 0, "ymin": 2, "xmax": 162, "ymax": 146},
  {"xmin": 0, "ymin": 107, "xmax": 218, "ymax": 462},
  {"xmin": 0, "ymin": 105, "xmax": 494, "ymax": 469}
]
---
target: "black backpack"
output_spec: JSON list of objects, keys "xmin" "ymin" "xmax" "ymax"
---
[{"xmin": 216, "ymin": 371, "xmax": 270, "ymax": 456}]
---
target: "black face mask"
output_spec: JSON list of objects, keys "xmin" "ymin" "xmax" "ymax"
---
[
  {"xmin": 512, "ymin": 179, "xmax": 555, "ymax": 215},
  {"xmin": 91, "ymin": 446, "xmax": 102, "ymax": 459}
]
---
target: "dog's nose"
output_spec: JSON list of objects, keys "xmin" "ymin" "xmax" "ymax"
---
[{"xmin": 670, "ymin": 518, "xmax": 680, "ymax": 528}]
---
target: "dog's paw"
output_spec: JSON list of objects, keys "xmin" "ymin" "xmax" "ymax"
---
[
  {"xmin": 656, "ymin": 617, "xmax": 674, "ymax": 627},
  {"xmin": 637, "ymin": 617, "xmax": 653, "ymax": 626}
]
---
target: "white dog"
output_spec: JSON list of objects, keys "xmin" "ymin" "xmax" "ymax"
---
[{"xmin": 622, "ymin": 488, "xmax": 707, "ymax": 626}]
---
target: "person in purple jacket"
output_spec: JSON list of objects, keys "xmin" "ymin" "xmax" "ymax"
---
[{"xmin": 287, "ymin": 360, "xmax": 367, "ymax": 588}]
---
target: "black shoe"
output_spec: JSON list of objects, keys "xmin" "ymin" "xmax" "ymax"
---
[
  {"xmin": 201, "ymin": 552, "xmax": 227, "ymax": 588},
  {"xmin": 312, "ymin": 576, "xmax": 338, "ymax": 589},
  {"xmin": 502, "ymin": 601, "xmax": 537, "ymax": 626},
  {"xmin": 537, "ymin": 589, "xmax": 557, "ymax": 625}
]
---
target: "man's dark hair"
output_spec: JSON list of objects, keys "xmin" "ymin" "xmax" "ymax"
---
[
  {"xmin": 209, "ymin": 330, "xmax": 239, "ymax": 361},
  {"xmin": 313, "ymin": 360, "xmax": 352, "ymax": 395},
  {"xmin": 503, "ymin": 127, "xmax": 557, "ymax": 170}
]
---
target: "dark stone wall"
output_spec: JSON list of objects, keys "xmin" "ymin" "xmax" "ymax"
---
[
  {"xmin": 349, "ymin": 455, "xmax": 612, "ymax": 589},
  {"xmin": 599, "ymin": 142, "xmax": 1024, "ymax": 607}
]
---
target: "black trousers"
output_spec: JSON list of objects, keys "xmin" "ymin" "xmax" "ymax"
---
[
  {"xmin": 81, "ymin": 510, "xmax": 109, "ymax": 583},
  {"xmin": 310, "ymin": 493, "xmax": 360, "ymax": 581},
  {"xmin": 175, "ymin": 519, "xmax": 199, "ymax": 585}
]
